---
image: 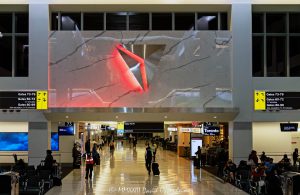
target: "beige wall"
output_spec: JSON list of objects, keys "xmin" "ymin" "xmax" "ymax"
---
[{"xmin": 253, "ymin": 122, "xmax": 299, "ymax": 162}]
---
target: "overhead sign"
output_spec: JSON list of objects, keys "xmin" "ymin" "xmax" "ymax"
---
[
  {"xmin": 124, "ymin": 122, "xmax": 164, "ymax": 133},
  {"xmin": 117, "ymin": 122, "xmax": 124, "ymax": 130},
  {"xmin": 254, "ymin": 90, "xmax": 266, "ymax": 110},
  {"xmin": 0, "ymin": 91, "xmax": 48, "ymax": 110},
  {"xmin": 254, "ymin": 91, "xmax": 300, "ymax": 111},
  {"xmin": 36, "ymin": 90, "xmax": 48, "ymax": 110}
]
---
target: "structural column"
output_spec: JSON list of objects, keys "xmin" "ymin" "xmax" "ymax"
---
[
  {"xmin": 28, "ymin": 122, "xmax": 49, "ymax": 166},
  {"xmin": 231, "ymin": 0, "xmax": 253, "ymax": 163}
]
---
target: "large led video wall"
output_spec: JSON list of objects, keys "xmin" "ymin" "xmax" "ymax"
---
[
  {"xmin": 0, "ymin": 132, "xmax": 28, "ymax": 151},
  {"xmin": 49, "ymin": 31, "xmax": 232, "ymax": 108}
]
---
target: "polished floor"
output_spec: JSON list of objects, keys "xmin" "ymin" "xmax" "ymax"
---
[{"xmin": 46, "ymin": 141, "xmax": 247, "ymax": 195}]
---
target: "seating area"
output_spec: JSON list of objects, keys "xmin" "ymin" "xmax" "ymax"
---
[{"xmin": 0, "ymin": 162, "xmax": 61, "ymax": 195}]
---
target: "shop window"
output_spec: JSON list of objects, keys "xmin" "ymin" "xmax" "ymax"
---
[
  {"xmin": 0, "ymin": 13, "xmax": 12, "ymax": 33},
  {"xmin": 15, "ymin": 13, "xmax": 28, "ymax": 33},
  {"xmin": 51, "ymin": 12, "xmax": 59, "ymax": 30},
  {"xmin": 266, "ymin": 13, "xmax": 286, "ymax": 33},
  {"xmin": 129, "ymin": 13, "xmax": 149, "ymax": 30},
  {"xmin": 175, "ymin": 13, "xmax": 195, "ymax": 30},
  {"xmin": 197, "ymin": 13, "xmax": 218, "ymax": 30},
  {"xmin": 289, "ymin": 13, "xmax": 300, "ymax": 33},
  {"xmin": 252, "ymin": 36, "xmax": 264, "ymax": 77},
  {"xmin": 15, "ymin": 36, "xmax": 28, "ymax": 77},
  {"xmin": 266, "ymin": 36, "xmax": 286, "ymax": 77},
  {"xmin": 61, "ymin": 13, "xmax": 81, "ymax": 31},
  {"xmin": 0, "ymin": 36, "xmax": 12, "ymax": 77},
  {"xmin": 106, "ymin": 12, "xmax": 127, "ymax": 30},
  {"xmin": 289, "ymin": 36, "xmax": 300, "ymax": 76},
  {"xmin": 152, "ymin": 13, "xmax": 172, "ymax": 30},
  {"xmin": 83, "ymin": 13, "xmax": 104, "ymax": 30},
  {"xmin": 252, "ymin": 13, "xmax": 264, "ymax": 33}
]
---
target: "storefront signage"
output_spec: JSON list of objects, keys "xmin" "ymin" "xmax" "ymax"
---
[
  {"xmin": 204, "ymin": 126, "xmax": 220, "ymax": 135},
  {"xmin": 254, "ymin": 91, "xmax": 300, "ymax": 110},
  {"xmin": 180, "ymin": 127, "xmax": 200, "ymax": 133},
  {"xmin": 168, "ymin": 127, "xmax": 178, "ymax": 132},
  {"xmin": 0, "ymin": 91, "xmax": 48, "ymax": 110}
]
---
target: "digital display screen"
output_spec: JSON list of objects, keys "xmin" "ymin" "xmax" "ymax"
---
[
  {"xmin": 58, "ymin": 126, "xmax": 75, "ymax": 135},
  {"xmin": 0, "ymin": 132, "xmax": 28, "ymax": 151},
  {"xmin": 124, "ymin": 122, "xmax": 164, "ymax": 133},
  {"xmin": 280, "ymin": 123, "xmax": 298, "ymax": 132},
  {"xmin": 191, "ymin": 138, "xmax": 202, "ymax": 157},
  {"xmin": 51, "ymin": 132, "xmax": 59, "ymax": 151}
]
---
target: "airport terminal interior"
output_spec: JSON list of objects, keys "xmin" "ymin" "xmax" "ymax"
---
[{"xmin": 1, "ymin": 0, "xmax": 300, "ymax": 194}]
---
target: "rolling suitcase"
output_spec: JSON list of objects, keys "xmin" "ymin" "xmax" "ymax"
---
[{"xmin": 152, "ymin": 162, "xmax": 160, "ymax": 176}]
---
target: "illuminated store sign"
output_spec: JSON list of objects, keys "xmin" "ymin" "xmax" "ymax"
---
[
  {"xmin": 168, "ymin": 127, "xmax": 178, "ymax": 132},
  {"xmin": 254, "ymin": 91, "xmax": 300, "ymax": 110},
  {"xmin": 180, "ymin": 128, "xmax": 200, "ymax": 133},
  {"xmin": 0, "ymin": 91, "xmax": 48, "ymax": 110}
]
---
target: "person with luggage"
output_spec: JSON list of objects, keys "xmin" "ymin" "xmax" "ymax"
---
[
  {"xmin": 85, "ymin": 153, "xmax": 94, "ymax": 180},
  {"xmin": 145, "ymin": 144, "xmax": 152, "ymax": 175},
  {"xmin": 152, "ymin": 142, "xmax": 158, "ymax": 162},
  {"xmin": 92, "ymin": 143, "xmax": 100, "ymax": 165}
]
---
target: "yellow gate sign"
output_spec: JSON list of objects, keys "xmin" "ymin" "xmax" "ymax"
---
[
  {"xmin": 254, "ymin": 90, "xmax": 266, "ymax": 110},
  {"xmin": 36, "ymin": 90, "xmax": 48, "ymax": 110}
]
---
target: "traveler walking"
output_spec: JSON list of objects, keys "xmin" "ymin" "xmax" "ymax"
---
[
  {"xmin": 195, "ymin": 146, "xmax": 201, "ymax": 169},
  {"xmin": 85, "ymin": 153, "xmax": 94, "ymax": 179},
  {"xmin": 109, "ymin": 140, "xmax": 115, "ymax": 157},
  {"xmin": 85, "ymin": 139, "xmax": 91, "ymax": 154},
  {"xmin": 145, "ymin": 144, "xmax": 152, "ymax": 175}
]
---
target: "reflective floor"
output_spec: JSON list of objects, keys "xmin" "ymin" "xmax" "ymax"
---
[{"xmin": 46, "ymin": 141, "xmax": 247, "ymax": 195}]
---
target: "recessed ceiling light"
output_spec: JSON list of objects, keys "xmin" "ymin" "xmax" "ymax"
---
[
  {"xmin": 213, "ymin": 116, "xmax": 217, "ymax": 119},
  {"xmin": 115, "ymin": 116, "xmax": 119, "ymax": 119},
  {"xmin": 164, "ymin": 116, "xmax": 168, "ymax": 119},
  {"xmin": 65, "ymin": 115, "xmax": 69, "ymax": 119}
]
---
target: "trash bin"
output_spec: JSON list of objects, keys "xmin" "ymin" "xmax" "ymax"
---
[
  {"xmin": 281, "ymin": 171, "xmax": 300, "ymax": 195},
  {"xmin": 0, "ymin": 171, "xmax": 19, "ymax": 195}
]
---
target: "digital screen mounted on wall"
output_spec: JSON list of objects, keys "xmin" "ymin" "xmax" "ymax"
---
[
  {"xmin": 124, "ymin": 122, "xmax": 164, "ymax": 133},
  {"xmin": 49, "ymin": 31, "xmax": 232, "ymax": 108},
  {"xmin": 280, "ymin": 123, "xmax": 298, "ymax": 132},
  {"xmin": 51, "ymin": 132, "xmax": 59, "ymax": 151},
  {"xmin": 204, "ymin": 126, "xmax": 220, "ymax": 136},
  {"xmin": 58, "ymin": 126, "xmax": 75, "ymax": 135},
  {"xmin": 0, "ymin": 132, "xmax": 28, "ymax": 151}
]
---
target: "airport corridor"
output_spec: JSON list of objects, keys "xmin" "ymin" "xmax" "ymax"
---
[{"xmin": 46, "ymin": 141, "xmax": 247, "ymax": 195}]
